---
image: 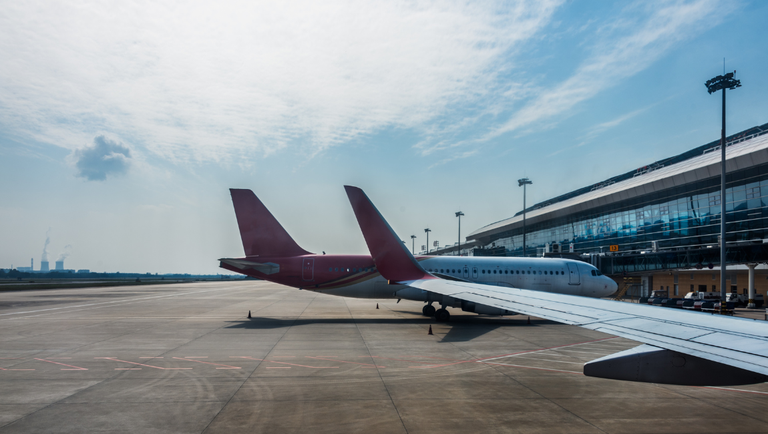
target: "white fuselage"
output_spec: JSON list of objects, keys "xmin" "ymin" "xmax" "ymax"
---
[{"xmin": 316, "ymin": 256, "xmax": 617, "ymax": 301}]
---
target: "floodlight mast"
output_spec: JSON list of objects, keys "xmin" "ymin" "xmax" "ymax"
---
[
  {"xmin": 705, "ymin": 71, "xmax": 741, "ymax": 309},
  {"xmin": 455, "ymin": 211, "xmax": 464, "ymax": 256},
  {"xmin": 518, "ymin": 178, "xmax": 532, "ymax": 257},
  {"xmin": 424, "ymin": 228, "xmax": 431, "ymax": 254},
  {"xmin": 410, "ymin": 235, "xmax": 416, "ymax": 255}
]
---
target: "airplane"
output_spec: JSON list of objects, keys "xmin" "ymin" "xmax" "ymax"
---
[
  {"xmin": 344, "ymin": 185, "xmax": 768, "ymax": 386},
  {"xmin": 219, "ymin": 188, "xmax": 617, "ymax": 321}
]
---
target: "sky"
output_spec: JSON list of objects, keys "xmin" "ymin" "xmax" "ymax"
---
[{"xmin": 1, "ymin": 0, "xmax": 767, "ymax": 274}]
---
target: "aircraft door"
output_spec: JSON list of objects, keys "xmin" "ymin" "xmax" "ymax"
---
[
  {"xmin": 463, "ymin": 267, "xmax": 468, "ymax": 279},
  {"xmin": 472, "ymin": 267, "xmax": 478, "ymax": 279},
  {"xmin": 566, "ymin": 262, "xmax": 580, "ymax": 285},
  {"xmin": 302, "ymin": 258, "xmax": 314, "ymax": 281}
]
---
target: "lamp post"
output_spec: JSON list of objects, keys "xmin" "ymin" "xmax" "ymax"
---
[
  {"xmin": 410, "ymin": 235, "xmax": 416, "ymax": 255},
  {"xmin": 455, "ymin": 211, "xmax": 464, "ymax": 256},
  {"xmin": 424, "ymin": 228, "xmax": 431, "ymax": 254},
  {"xmin": 705, "ymin": 71, "xmax": 741, "ymax": 306},
  {"xmin": 518, "ymin": 178, "xmax": 532, "ymax": 257}
]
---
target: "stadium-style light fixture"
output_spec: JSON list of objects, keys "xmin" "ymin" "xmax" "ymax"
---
[
  {"xmin": 455, "ymin": 211, "xmax": 464, "ymax": 256},
  {"xmin": 424, "ymin": 228, "xmax": 431, "ymax": 254},
  {"xmin": 705, "ymin": 71, "xmax": 741, "ymax": 308},
  {"xmin": 518, "ymin": 178, "xmax": 532, "ymax": 257}
]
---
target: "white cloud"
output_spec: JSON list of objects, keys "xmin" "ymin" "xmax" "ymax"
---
[
  {"xmin": 487, "ymin": 0, "xmax": 733, "ymax": 139},
  {"xmin": 0, "ymin": 0, "xmax": 561, "ymax": 164}
]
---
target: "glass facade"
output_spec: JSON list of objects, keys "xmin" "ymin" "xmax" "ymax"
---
[{"xmin": 485, "ymin": 165, "xmax": 768, "ymax": 257}]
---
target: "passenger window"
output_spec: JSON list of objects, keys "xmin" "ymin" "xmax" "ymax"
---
[
  {"xmin": 334, "ymin": 268, "xmax": 338, "ymax": 272},
  {"xmin": 493, "ymin": 270, "xmax": 496, "ymax": 274},
  {"xmin": 505, "ymin": 270, "xmax": 508, "ymax": 274},
  {"xmin": 482, "ymin": 270, "xmax": 485, "ymax": 274},
  {"xmin": 538, "ymin": 271, "xmax": 541, "ymax": 275},
  {"xmin": 516, "ymin": 270, "xmax": 519, "ymax": 274},
  {"xmin": 329, "ymin": 268, "xmax": 333, "ymax": 272},
  {"xmin": 452, "ymin": 269, "xmax": 456, "ymax": 273}
]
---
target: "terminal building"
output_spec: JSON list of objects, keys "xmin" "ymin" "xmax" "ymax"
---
[{"xmin": 435, "ymin": 123, "xmax": 768, "ymax": 299}]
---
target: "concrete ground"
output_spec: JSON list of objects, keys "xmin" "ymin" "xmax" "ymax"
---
[{"xmin": 0, "ymin": 281, "xmax": 767, "ymax": 434}]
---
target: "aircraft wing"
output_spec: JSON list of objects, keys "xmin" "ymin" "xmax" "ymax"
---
[{"xmin": 344, "ymin": 185, "xmax": 768, "ymax": 386}]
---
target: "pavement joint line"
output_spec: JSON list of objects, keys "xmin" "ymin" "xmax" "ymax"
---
[{"xmin": 171, "ymin": 357, "xmax": 240, "ymax": 369}]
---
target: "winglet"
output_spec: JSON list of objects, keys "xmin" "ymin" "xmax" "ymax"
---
[
  {"xmin": 230, "ymin": 189, "xmax": 311, "ymax": 257},
  {"xmin": 344, "ymin": 186, "xmax": 432, "ymax": 282}
]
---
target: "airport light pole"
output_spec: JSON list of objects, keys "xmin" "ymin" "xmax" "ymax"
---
[
  {"xmin": 424, "ymin": 228, "xmax": 431, "ymax": 254},
  {"xmin": 518, "ymin": 178, "xmax": 532, "ymax": 257},
  {"xmin": 706, "ymin": 71, "xmax": 741, "ymax": 306},
  {"xmin": 455, "ymin": 211, "xmax": 464, "ymax": 256},
  {"xmin": 410, "ymin": 235, "xmax": 416, "ymax": 255}
]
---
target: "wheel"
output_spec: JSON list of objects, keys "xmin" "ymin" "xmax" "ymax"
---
[
  {"xmin": 423, "ymin": 304, "xmax": 436, "ymax": 316},
  {"xmin": 435, "ymin": 308, "xmax": 450, "ymax": 322}
]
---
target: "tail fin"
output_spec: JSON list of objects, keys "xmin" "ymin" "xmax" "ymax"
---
[
  {"xmin": 229, "ymin": 189, "xmax": 311, "ymax": 257},
  {"xmin": 344, "ymin": 185, "xmax": 431, "ymax": 282}
]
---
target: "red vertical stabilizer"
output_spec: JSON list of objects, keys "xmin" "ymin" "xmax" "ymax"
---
[
  {"xmin": 344, "ymin": 186, "xmax": 432, "ymax": 282},
  {"xmin": 230, "ymin": 189, "xmax": 311, "ymax": 257}
]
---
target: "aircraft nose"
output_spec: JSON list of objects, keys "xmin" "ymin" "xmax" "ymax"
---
[{"xmin": 606, "ymin": 277, "xmax": 618, "ymax": 296}]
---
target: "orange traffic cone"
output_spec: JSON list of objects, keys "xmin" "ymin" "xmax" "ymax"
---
[
  {"xmin": 428, "ymin": 325, "xmax": 433, "ymax": 335},
  {"xmin": 376, "ymin": 303, "xmax": 379, "ymax": 309},
  {"xmin": 248, "ymin": 310, "xmax": 252, "ymax": 318}
]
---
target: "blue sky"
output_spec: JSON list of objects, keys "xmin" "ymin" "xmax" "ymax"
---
[{"xmin": 1, "ymin": 0, "xmax": 767, "ymax": 274}]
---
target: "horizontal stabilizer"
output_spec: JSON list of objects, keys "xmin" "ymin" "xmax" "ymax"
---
[
  {"xmin": 219, "ymin": 258, "xmax": 280, "ymax": 275},
  {"xmin": 584, "ymin": 344, "xmax": 768, "ymax": 386}
]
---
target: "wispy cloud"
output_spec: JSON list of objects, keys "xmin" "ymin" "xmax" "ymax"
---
[
  {"xmin": 0, "ymin": 0, "xmax": 561, "ymax": 164},
  {"xmin": 487, "ymin": 0, "xmax": 733, "ymax": 140}
]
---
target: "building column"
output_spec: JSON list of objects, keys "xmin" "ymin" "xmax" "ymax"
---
[{"xmin": 747, "ymin": 264, "xmax": 757, "ymax": 309}]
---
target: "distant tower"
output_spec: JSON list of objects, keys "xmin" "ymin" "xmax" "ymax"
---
[
  {"xmin": 31, "ymin": 258, "xmax": 33, "ymax": 270},
  {"xmin": 55, "ymin": 260, "xmax": 64, "ymax": 271},
  {"xmin": 40, "ymin": 261, "xmax": 49, "ymax": 272}
]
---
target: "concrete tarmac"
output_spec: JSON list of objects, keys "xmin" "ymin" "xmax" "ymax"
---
[{"xmin": 0, "ymin": 281, "xmax": 767, "ymax": 433}]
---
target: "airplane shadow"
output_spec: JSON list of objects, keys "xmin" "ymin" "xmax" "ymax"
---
[{"xmin": 226, "ymin": 313, "xmax": 552, "ymax": 343}]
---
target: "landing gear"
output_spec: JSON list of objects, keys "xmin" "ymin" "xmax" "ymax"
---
[
  {"xmin": 422, "ymin": 304, "xmax": 436, "ymax": 316},
  {"xmin": 435, "ymin": 308, "xmax": 450, "ymax": 322}
]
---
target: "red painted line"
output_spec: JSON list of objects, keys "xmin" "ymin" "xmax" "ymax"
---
[
  {"xmin": 409, "ymin": 337, "xmax": 618, "ymax": 369},
  {"xmin": 172, "ymin": 357, "xmax": 240, "ymax": 369},
  {"xmin": 34, "ymin": 358, "xmax": 88, "ymax": 370},
  {"xmin": 699, "ymin": 386, "xmax": 768, "ymax": 396},
  {"xmin": 184, "ymin": 356, "xmax": 208, "ymax": 359},
  {"xmin": 306, "ymin": 356, "xmax": 383, "ymax": 368},
  {"xmin": 234, "ymin": 356, "xmax": 339, "ymax": 369},
  {"xmin": 99, "ymin": 357, "xmax": 191, "ymax": 370},
  {"xmin": 115, "ymin": 368, "xmax": 142, "ymax": 370},
  {"xmin": 46, "ymin": 357, "xmax": 72, "ymax": 360},
  {"xmin": 483, "ymin": 362, "xmax": 582, "ymax": 375},
  {"xmin": 370, "ymin": 355, "xmax": 443, "ymax": 364},
  {"xmin": 266, "ymin": 367, "xmax": 291, "ymax": 369},
  {"xmin": 139, "ymin": 357, "xmax": 163, "ymax": 359},
  {"xmin": 8, "ymin": 369, "xmax": 35, "ymax": 371}
]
